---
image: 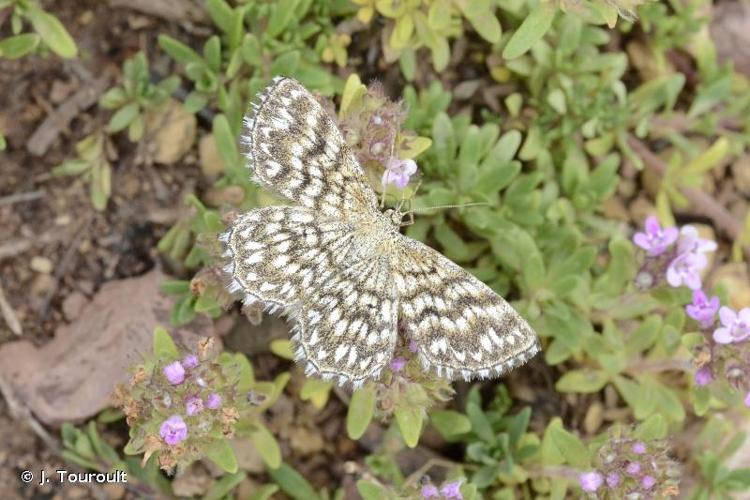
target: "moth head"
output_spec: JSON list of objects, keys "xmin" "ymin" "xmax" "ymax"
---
[{"xmin": 383, "ymin": 208, "xmax": 404, "ymax": 226}]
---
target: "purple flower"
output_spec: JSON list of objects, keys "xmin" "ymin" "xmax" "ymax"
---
[
  {"xmin": 421, "ymin": 484, "xmax": 439, "ymax": 498},
  {"xmin": 713, "ymin": 307, "xmax": 750, "ymax": 344},
  {"xmin": 390, "ymin": 357, "xmax": 407, "ymax": 372},
  {"xmin": 159, "ymin": 415, "xmax": 188, "ymax": 445},
  {"xmin": 666, "ymin": 251, "xmax": 706, "ymax": 290},
  {"xmin": 632, "ymin": 442, "xmax": 647, "ymax": 454},
  {"xmin": 440, "ymin": 480, "xmax": 463, "ymax": 499},
  {"xmin": 677, "ymin": 225, "xmax": 717, "ymax": 256},
  {"xmin": 382, "ymin": 158, "xmax": 417, "ymax": 189},
  {"xmin": 163, "ymin": 361, "xmax": 185, "ymax": 385},
  {"xmin": 745, "ymin": 391, "xmax": 750, "ymax": 408},
  {"xmin": 641, "ymin": 475, "xmax": 656, "ymax": 490},
  {"xmin": 186, "ymin": 396, "xmax": 204, "ymax": 415},
  {"xmin": 694, "ymin": 367, "xmax": 713, "ymax": 386},
  {"xmin": 408, "ymin": 339, "xmax": 418, "ymax": 353},
  {"xmin": 633, "ymin": 216, "xmax": 679, "ymax": 256},
  {"xmin": 686, "ymin": 290, "xmax": 720, "ymax": 328},
  {"xmin": 606, "ymin": 472, "xmax": 621, "ymax": 488},
  {"xmin": 182, "ymin": 354, "xmax": 199, "ymax": 369},
  {"xmin": 579, "ymin": 471, "xmax": 604, "ymax": 492},
  {"xmin": 625, "ymin": 461, "xmax": 642, "ymax": 476},
  {"xmin": 206, "ymin": 393, "xmax": 222, "ymax": 409}
]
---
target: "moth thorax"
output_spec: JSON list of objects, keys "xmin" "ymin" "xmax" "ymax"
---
[{"xmin": 383, "ymin": 209, "xmax": 404, "ymax": 227}]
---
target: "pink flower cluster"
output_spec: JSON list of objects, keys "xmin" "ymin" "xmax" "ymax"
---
[
  {"xmin": 158, "ymin": 353, "xmax": 223, "ymax": 446},
  {"xmin": 421, "ymin": 479, "xmax": 463, "ymax": 499},
  {"xmin": 382, "ymin": 158, "xmax": 418, "ymax": 189},
  {"xmin": 578, "ymin": 435, "xmax": 679, "ymax": 498},
  {"xmin": 633, "ymin": 217, "xmax": 716, "ymax": 290},
  {"xmin": 685, "ymin": 289, "xmax": 750, "ymax": 407}
]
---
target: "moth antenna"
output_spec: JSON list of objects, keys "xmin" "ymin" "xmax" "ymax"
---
[{"xmin": 407, "ymin": 201, "xmax": 489, "ymax": 214}]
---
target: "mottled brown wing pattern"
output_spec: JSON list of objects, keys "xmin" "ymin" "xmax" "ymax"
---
[
  {"xmin": 393, "ymin": 237, "xmax": 540, "ymax": 381},
  {"xmin": 221, "ymin": 206, "xmax": 355, "ymax": 311},
  {"xmin": 222, "ymin": 76, "xmax": 540, "ymax": 388},
  {"xmin": 241, "ymin": 76, "xmax": 379, "ymax": 218},
  {"xmin": 293, "ymin": 257, "xmax": 398, "ymax": 386},
  {"xmin": 221, "ymin": 206, "xmax": 398, "ymax": 387}
]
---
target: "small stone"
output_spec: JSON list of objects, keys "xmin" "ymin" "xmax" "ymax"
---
[
  {"xmin": 203, "ymin": 186, "xmax": 245, "ymax": 207},
  {"xmin": 62, "ymin": 292, "xmax": 87, "ymax": 321},
  {"xmin": 171, "ymin": 463, "xmax": 213, "ymax": 497},
  {"xmin": 100, "ymin": 483, "xmax": 125, "ymax": 499},
  {"xmin": 628, "ymin": 197, "xmax": 656, "ymax": 224},
  {"xmin": 54, "ymin": 214, "xmax": 71, "ymax": 226},
  {"xmin": 230, "ymin": 437, "xmax": 265, "ymax": 473},
  {"xmin": 710, "ymin": 263, "xmax": 750, "ymax": 309},
  {"xmin": 640, "ymin": 164, "xmax": 662, "ymax": 199},
  {"xmin": 145, "ymin": 99, "xmax": 196, "ymax": 165},
  {"xmin": 288, "ymin": 426, "xmax": 325, "ymax": 456},
  {"xmin": 583, "ymin": 402, "xmax": 604, "ymax": 435},
  {"xmin": 199, "ymin": 134, "xmax": 226, "ymax": 177},
  {"xmin": 601, "ymin": 197, "xmax": 629, "ymax": 221},
  {"xmin": 49, "ymin": 80, "xmax": 77, "ymax": 104},
  {"xmin": 30, "ymin": 256, "xmax": 53, "ymax": 274}
]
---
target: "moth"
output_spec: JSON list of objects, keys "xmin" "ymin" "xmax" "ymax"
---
[{"xmin": 220, "ymin": 77, "xmax": 539, "ymax": 387}]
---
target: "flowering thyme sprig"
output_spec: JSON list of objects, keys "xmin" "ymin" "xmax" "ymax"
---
[
  {"xmin": 114, "ymin": 335, "xmax": 272, "ymax": 472},
  {"xmin": 684, "ymin": 289, "xmax": 750, "ymax": 406},
  {"xmin": 632, "ymin": 217, "xmax": 716, "ymax": 291},
  {"xmin": 578, "ymin": 430, "xmax": 680, "ymax": 498}
]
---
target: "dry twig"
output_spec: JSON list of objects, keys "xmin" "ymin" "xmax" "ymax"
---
[{"xmin": 0, "ymin": 280, "xmax": 22, "ymax": 335}]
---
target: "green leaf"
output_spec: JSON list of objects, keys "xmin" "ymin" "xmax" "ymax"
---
[
  {"xmin": 184, "ymin": 91, "xmax": 208, "ymax": 113},
  {"xmin": 212, "ymin": 113, "xmax": 241, "ymax": 169},
  {"xmin": 270, "ymin": 50, "xmax": 300, "ymax": 76},
  {"xmin": 52, "ymin": 159, "xmax": 89, "ymax": 177},
  {"xmin": 206, "ymin": 438, "xmax": 239, "ymax": 473},
  {"xmin": 299, "ymin": 378, "xmax": 333, "ymax": 409},
  {"xmin": 395, "ymin": 406, "xmax": 423, "ymax": 448},
  {"xmin": 152, "ymin": 326, "xmax": 179, "ymax": 359},
  {"xmin": 502, "ymin": 3, "xmax": 556, "ymax": 59},
  {"xmin": 249, "ymin": 425, "xmax": 282, "ymax": 469},
  {"xmin": 635, "ymin": 414, "xmax": 667, "ymax": 441},
  {"xmin": 267, "ymin": 0, "xmax": 300, "ymax": 38},
  {"xmin": 357, "ymin": 480, "xmax": 392, "ymax": 500},
  {"xmin": 204, "ymin": 471, "xmax": 246, "ymax": 500},
  {"xmin": 241, "ymin": 33, "xmax": 263, "ymax": 66},
  {"xmin": 347, "ymin": 384, "xmax": 376, "ymax": 439},
  {"xmin": 399, "ymin": 48, "xmax": 416, "ymax": 81},
  {"xmin": 107, "ymin": 102, "xmax": 139, "ymax": 133},
  {"xmin": 541, "ymin": 418, "xmax": 590, "ymax": 468},
  {"xmin": 682, "ymin": 137, "xmax": 729, "ymax": 176},
  {"xmin": 158, "ymin": 34, "xmax": 203, "ymax": 66},
  {"xmin": 27, "ymin": 7, "xmax": 77, "ymax": 58},
  {"xmin": 90, "ymin": 163, "xmax": 111, "ymax": 211},
  {"xmin": 249, "ymin": 485, "xmax": 280, "ymax": 500},
  {"xmin": 206, "ymin": 0, "xmax": 235, "ymax": 34},
  {"xmin": 555, "ymin": 369, "xmax": 609, "ymax": 394},
  {"xmin": 0, "ymin": 33, "xmax": 40, "ymax": 58},
  {"xmin": 99, "ymin": 87, "xmax": 127, "ymax": 109},
  {"xmin": 268, "ymin": 463, "xmax": 320, "ymax": 500},
  {"xmin": 466, "ymin": 401, "xmax": 495, "ymax": 443},
  {"xmin": 430, "ymin": 409, "xmax": 472, "ymax": 439},
  {"xmin": 461, "ymin": 0, "xmax": 501, "ymax": 43},
  {"xmin": 203, "ymin": 35, "xmax": 222, "ymax": 73},
  {"xmin": 270, "ymin": 339, "xmax": 295, "ymax": 360}
]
